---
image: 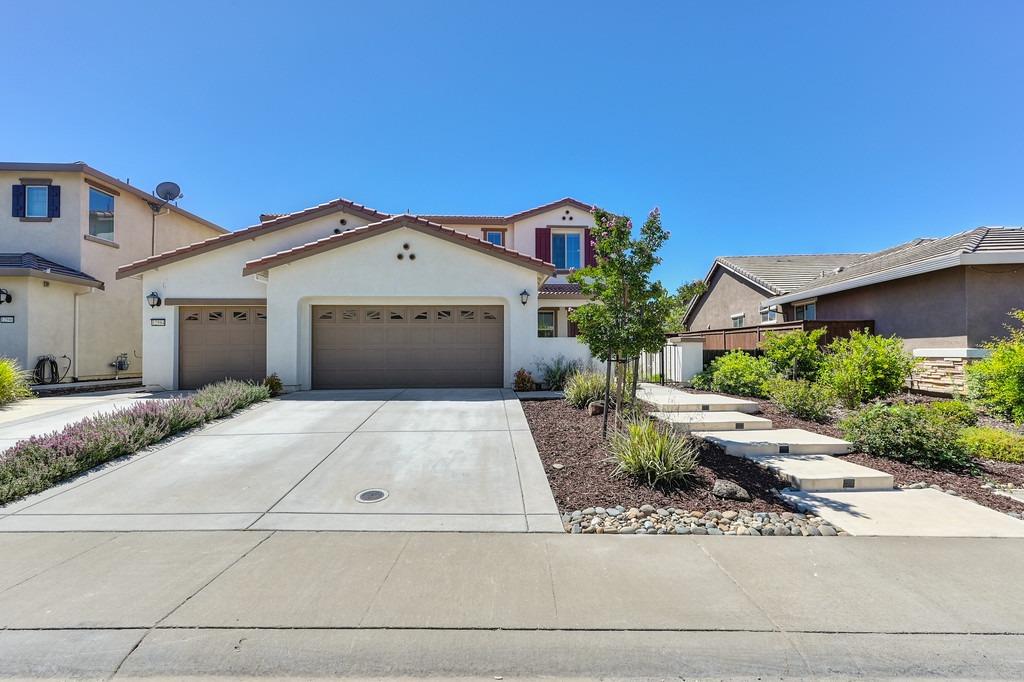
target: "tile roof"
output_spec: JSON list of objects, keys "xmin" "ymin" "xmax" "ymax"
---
[
  {"xmin": 539, "ymin": 282, "xmax": 585, "ymax": 297},
  {"xmin": 715, "ymin": 254, "xmax": 866, "ymax": 295},
  {"xmin": 242, "ymin": 214, "xmax": 556, "ymax": 277},
  {"xmin": 0, "ymin": 253, "xmax": 104, "ymax": 288}
]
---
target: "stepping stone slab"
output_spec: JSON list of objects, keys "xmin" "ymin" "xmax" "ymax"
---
[
  {"xmin": 693, "ymin": 428, "xmax": 851, "ymax": 457},
  {"xmin": 651, "ymin": 411, "xmax": 772, "ymax": 432},
  {"xmin": 636, "ymin": 384, "xmax": 759, "ymax": 414},
  {"xmin": 745, "ymin": 453, "xmax": 894, "ymax": 492},
  {"xmin": 782, "ymin": 488, "xmax": 1024, "ymax": 537}
]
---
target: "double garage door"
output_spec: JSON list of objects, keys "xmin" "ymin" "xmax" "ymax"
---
[{"xmin": 312, "ymin": 304, "xmax": 504, "ymax": 388}]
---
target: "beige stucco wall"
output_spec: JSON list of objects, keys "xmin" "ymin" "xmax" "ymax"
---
[
  {"xmin": 0, "ymin": 278, "xmax": 29, "ymax": 369},
  {"xmin": 0, "ymin": 171, "xmax": 85, "ymax": 269},
  {"xmin": 686, "ymin": 267, "xmax": 771, "ymax": 331},
  {"xmin": 25, "ymin": 278, "xmax": 76, "ymax": 379}
]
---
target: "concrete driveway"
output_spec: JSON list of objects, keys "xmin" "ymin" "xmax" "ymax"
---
[{"xmin": 0, "ymin": 388, "xmax": 561, "ymax": 532}]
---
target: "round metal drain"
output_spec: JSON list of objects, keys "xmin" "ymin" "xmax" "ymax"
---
[{"xmin": 355, "ymin": 488, "xmax": 389, "ymax": 504}]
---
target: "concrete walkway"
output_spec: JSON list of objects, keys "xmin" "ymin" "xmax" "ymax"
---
[
  {"xmin": 0, "ymin": 388, "xmax": 560, "ymax": 533},
  {"xmin": 0, "ymin": 531, "xmax": 1022, "ymax": 679}
]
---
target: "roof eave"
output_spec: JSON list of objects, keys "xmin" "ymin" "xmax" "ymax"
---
[{"xmin": 0, "ymin": 267, "xmax": 104, "ymax": 290}]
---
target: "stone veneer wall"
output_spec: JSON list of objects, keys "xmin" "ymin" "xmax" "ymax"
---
[{"xmin": 910, "ymin": 349, "xmax": 990, "ymax": 396}]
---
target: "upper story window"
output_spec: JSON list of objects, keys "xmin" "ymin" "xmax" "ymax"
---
[
  {"xmin": 88, "ymin": 188, "xmax": 115, "ymax": 241},
  {"xmin": 552, "ymin": 231, "xmax": 581, "ymax": 270},
  {"xmin": 731, "ymin": 313, "xmax": 745, "ymax": 328},
  {"xmin": 760, "ymin": 305, "xmax": 780, "ymax": 323},
  {"xmin": 793, "ymin": 302, "xmax": 816, "ymax": 321},
  {"xmin": 484, "ymin": 230, "xmax": 504, "ymax": 246},
  {"xmin": 25, "ymin": 186, "xmax": 49, "ymax": 217}
]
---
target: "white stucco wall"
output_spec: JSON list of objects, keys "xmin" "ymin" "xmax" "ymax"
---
[{"xmin": 0, "ymin": 278, "xmax": 29, "ymax": 369}]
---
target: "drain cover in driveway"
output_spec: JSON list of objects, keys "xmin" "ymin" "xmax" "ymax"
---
[{"xmin": 355, "ymin": 488, "xmax": 389, "ymax": 503}]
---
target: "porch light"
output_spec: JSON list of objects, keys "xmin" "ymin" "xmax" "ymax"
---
[
  {"xmin": 146, "ymin": 291, "xmax": 162, "ymax": 308},
  {"xmin": 520, "ymin": 290, "xmax": 530, "ymax": 305},
  {"xmin": 0, "ymin": 288, "xmax": 10, "ymax": 304}
]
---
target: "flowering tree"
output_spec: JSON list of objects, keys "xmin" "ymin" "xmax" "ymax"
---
[{"xmin": 569, "ymin": 207, "xmax": 673, "ymax": 414}]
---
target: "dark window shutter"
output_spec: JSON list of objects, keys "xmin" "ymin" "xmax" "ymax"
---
[
  {"xmin": 584, "ymin": 228, "xmax": 595, "ymax": 266},
  {"xmin": 47, "ymin": 185, "xmax": 60, "ymax": 218},
  {"xmin": 12, "ymin": 185, "xmax": 25, "ymax": 217},
  {"xmin": 535, "ymin": 227, "xmax": 551, "ymax": 263}
]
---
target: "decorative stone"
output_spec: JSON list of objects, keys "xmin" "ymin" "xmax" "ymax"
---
[
  {"xmin": 587, "ymin": 401, "xmax": 605, "ymax": 416},
  {"xmin": 712, "ymin": 479, "xmax": 751, "ymax": 502}
]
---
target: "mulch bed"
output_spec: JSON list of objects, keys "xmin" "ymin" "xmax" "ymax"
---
[
  {"xmin": 681, "ymin": 386, "xmax": 1024, "ymax": 515},
  {"xmin": 521, "ymin": 399, "xmax": 793, "ymax": 514}
]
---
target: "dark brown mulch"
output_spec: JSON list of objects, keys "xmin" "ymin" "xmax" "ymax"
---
[
  {"xmin": 521, "ymin": 399, "xmax": 793, "ymax": 514},
  {"xmin": 680, "ymin": 386, "xmax": 1024, "ymax": 515}
]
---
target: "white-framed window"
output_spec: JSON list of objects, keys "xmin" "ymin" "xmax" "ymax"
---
[
  {"xmin": 484, "ymin": 230, "xmax": 504, "ymax": 246},
  {"xmin": 25, "ymin": 186, "xmax": 48, "ymax": 217},
  {"xmin": 88, "ymin": 188, "xmax": 115, "ymax": 241},
  {"xmin": 793, "ymin": 302, "xmax": 816, "ymax": 321},
  {"xmin": 537, "ymin": 309, "xmax": 556, "ymax": 338},
  {"xmin": 760, "ymin": 305, "xmax": 781, "ymax": 323},
  {"xmin": 551, "ymin": 231, "xmax": 582, "ymax": 270},
  {"xmin": 731, "ymin": 313, "xmax": 745, "ymax": 328}
]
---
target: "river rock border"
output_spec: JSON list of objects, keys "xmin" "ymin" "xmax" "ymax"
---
[{"xmin": 562, "ymin": 504, "xmax": 844, "ymax": 536}]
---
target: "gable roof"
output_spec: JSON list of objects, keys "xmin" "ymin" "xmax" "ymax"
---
[
  {"xmin": 766, "ymin": 226, "xmax": 1024, "ymax": 305},
  {"xmin": 0, "ymin": 162, "xmax": 227, "ymax": 235},
  {"xmin": 0, "ymin": 253, "xmax": 104, "ymax": 289},
  {"xmin": 117, "ymin": 196, "xmax": 389, "ymax": 279},
  {"xmin": 417, "ymin": 197, "xmax": 594, "ymax": 225},
  {"xmin": 241, "ymin": 214, "xmax": 556, "ymax": 277}
]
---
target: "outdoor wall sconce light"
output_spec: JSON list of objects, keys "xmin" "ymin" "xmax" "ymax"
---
[
  {"xmin": 0, "ymin": 288, "xmax": 11, "ymax": 304},
  {"xmin": 520, "ymin": 290, "xmax": 530, "ymax": 306},
  {"xmin": 146, "ymin": 291, "xmax": 162, "ymax": 308}
]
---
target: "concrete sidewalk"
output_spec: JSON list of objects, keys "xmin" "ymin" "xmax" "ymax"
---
[{"xmin": 1, "ymin": 531, "xmax": 1022, "ymax": 678}]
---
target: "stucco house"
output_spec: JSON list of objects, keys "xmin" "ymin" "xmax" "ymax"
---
[
  {"xmin": 0, "ymin": 162, "xmax": 226, "ymax": 383},
  {"xmin": 682, "ymin": 226, "xmax": 1024, "ymax": 393},
  {"xmin": 116, "ymin": 197, "xmax": 596, "ymax": 391}
]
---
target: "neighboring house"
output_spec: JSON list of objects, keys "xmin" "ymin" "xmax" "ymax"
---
[
  {"xmin": 0, "ymin": 162, "xmax": 226, "ymax": 382},
  {"xmin": 683, "ymin": 226, "xmax": 1024, "ymax": 393},
  {"xmin": 116, "ymin": 197, "xmax": 597, "ymax": 390}
]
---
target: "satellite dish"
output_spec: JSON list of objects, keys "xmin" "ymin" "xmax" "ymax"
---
[{"xmin": 154, "ymin": 181, "xmax": 182, "ymax": 202}]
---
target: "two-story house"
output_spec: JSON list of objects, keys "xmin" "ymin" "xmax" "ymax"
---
[
  {"xmin": 116, "ymin": 197, "xmax": 596, "ymax": 390},
  {"xmin": 0, "ymin": 162, "xmax": 226, "ymax": 383}
]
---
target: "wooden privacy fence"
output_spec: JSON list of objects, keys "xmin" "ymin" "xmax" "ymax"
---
[{"xmin": 674, "ymin": 320, "xmax": 874, "ymax": 367}]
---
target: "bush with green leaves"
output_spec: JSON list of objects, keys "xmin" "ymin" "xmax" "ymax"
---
[
  {"xmin": 759, "ymin": 328, "xmax": 826, "ymax": 379},
  {"xmin": 609, "ymin": 413, "xmax": 699, "ymax": 486},
  {"xmin": 958, "ymin": 427, "xmax": 1024, "ymax": 463},
  {"xmin": 689, "ymin": 369, "xmax": 713, "ymax": 390},
  {"xmin": 966, "ymin": 310, "xmax": 1024, "ymax": 424},
  {"xmin": 927, "ymin": 400, "xmax": 978, "ymax": 428},
  {"xmin": 839, "ymin": 403, "xmax": 970, "ymax": 469},
  {"xmin": 0, "ymin": 358, "xmax": 33, "ymax": 406},
  {"xmin": 536, "ymin": 355, "xmax": 583, "ymax": 390},
  {"xmin": 819, "ymin": 330, "xmax": 916, "ymax": 408},
  {"xmin": 564, "ymin": 370, "xmax": 606, "ymax": 409},
  {"xmin": 706, "ymin": 350, "xmax": 777, "ymax": 398},
  {"xmin": 767, "ymin": 378, "xmax": 835, "ymax": 423}
]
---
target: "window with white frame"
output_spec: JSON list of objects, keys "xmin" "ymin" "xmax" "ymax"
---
[
  {"xmin": 25, "ymin": 186, "xmax": 48, "ymax": 217},
  {"xmin": 760, "ymin": 305, "xmax": 780, "ymax": 323},
  {"xmin": 537, "ymin": 309, "xmax": 556, "ymax": 337},
  {"xmin": 484, "ymin": 230, "xmax": 504, "ymax": 246},
  {"xmin": 793, "ymin": 302, "xmax": 816, "ymax": 321},
  {"xmin": 88, "ymin": 188, "xmax": 115, "ymax": 241},
  {"xmin": 551, "ymin": 231, "xmax": 582, "ymax": 270},
  {"xmin": 731, "ymin": 313, "xmax": 745, "ymax": 328}
]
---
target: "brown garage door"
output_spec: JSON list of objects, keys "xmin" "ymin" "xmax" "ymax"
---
[
  {"xmin": 178, "ymin": 306, "xmax": 267, "ymax": 389},
  {"xmin": 312, "ymin": 305, "xmax": 503, "ymax": 388}
]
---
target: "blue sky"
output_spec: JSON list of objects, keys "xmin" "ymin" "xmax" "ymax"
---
[{"xmin": 5, "ymin": 1, "xmax": 1022, "ymax": 286}]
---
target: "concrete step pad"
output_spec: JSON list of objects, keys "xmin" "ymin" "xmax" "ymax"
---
[
  {"xmin": 693, "ymin": 428, "xmax": 852, "ymax": 456},
  {"xmin": 746, "ymin": 453, "xmax": 894, "ymax": 492},
  {"xmin": 782, "ymin": 488, "xmax": 1024, "ymax": 537},
  {"xmin": 651, "ymin": 411, "xmax": 772, "ymax": 432},
  {"xmin": 636, "ymin": 384, "xmax": 759, "ymax": 414}
]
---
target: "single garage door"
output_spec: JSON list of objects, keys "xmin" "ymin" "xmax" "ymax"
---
[
  {"xmin": 312, "ymin": 305, "xmax": 503, "ymax": 388},
  {"xmin": 178, "ymin": 306, "xmax": 267, "ymax": 389}
]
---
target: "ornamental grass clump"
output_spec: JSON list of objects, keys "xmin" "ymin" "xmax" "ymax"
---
[
  {"xmin": 0, "ymin": 380, "xmax": 269, "ymax": 505},
  {"xmin": 609, "ymin": 413, "xmax": 699, "ymax": 486},
  {"xmin": 0, "ymin": 357, "xmax": 33, "ymax": 406},
  {"xmin": 564, "ymin": 370, "xmax": 606, "ymax": 408}
]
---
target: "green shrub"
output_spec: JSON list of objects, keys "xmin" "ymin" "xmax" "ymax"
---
[
  {"xmin": 564, "ymin": 370, "xmax": 606, "ymax": 408},
  {"xmin": 513, "ymin": 368, "xmax": 535, "ymax": 392},
  {"xmin": 767, "ymin": 378, "xmax": 835, "ymax": 423},
  {"xmin": 263, "ymin": 373, "xmax": 284, "ymax": 397},
  {"xmin": 966, "ymin": 310, "xmax": 1024, "ymax": 424},
  {"xmin": 609, "ymin": 414, "xmax": 699, "ymax": 486},
  {"xmin": 958, "ymin": 427, "xmax": 1024, "ymax": 463},
  {"xmin": 819, "ymin": 330, "xmax": 917, "ymax": 408},
  {"xmin": 839, "ymin": 403, "xmax": 970, "ymax": 469},
  {"xmin": 0, "ymin": 358, "xmax": 33, "ymax": 406},
  {"xmin": 707, "ymin": 351, "xmax": 776, "ymax": 398},
  {"xmin": 927, "ymin": 400, "xmax": 978, "ymax": 428},
  {"xmin": 689, "ymin": 369, "xmax": 713, "ymax": 390},
  {"xmin": 760, "ymin": 328, "xmax": 826, "ymax": 379},
  {"xmin": 537, "ymin": 355, "xmax": 583, "ymax": 390}
]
